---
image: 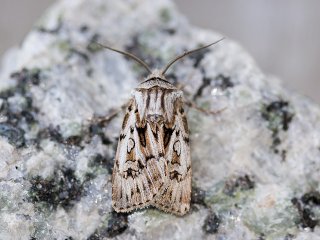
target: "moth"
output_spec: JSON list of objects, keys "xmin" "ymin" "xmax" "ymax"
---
[{"xmin": 96, "ymin": 39, "xmax": 223, "ymax": 216}]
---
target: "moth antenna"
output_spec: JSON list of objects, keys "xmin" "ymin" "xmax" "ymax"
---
[
  {"xmin": 93, "ymin": 41, "xmax": 152, "ymax": 74},
  {"xmin": 161, "ymin": 37, "xmax": 225, "ymax": 75}
]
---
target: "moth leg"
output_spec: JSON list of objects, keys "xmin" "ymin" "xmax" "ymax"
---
[{"xmin": 185, "ymin": 100, "xmax": 226, "ymax": 115}]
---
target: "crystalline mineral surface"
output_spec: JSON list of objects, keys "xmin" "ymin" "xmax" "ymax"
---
[{"xmin": 0, "ymin": 0, "xmax": 319, "ymax": 239}]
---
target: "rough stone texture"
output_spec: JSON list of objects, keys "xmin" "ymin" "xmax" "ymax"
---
[{"xmin": 0, "ymin": 0, "xmax": 319, "ymax": 239}]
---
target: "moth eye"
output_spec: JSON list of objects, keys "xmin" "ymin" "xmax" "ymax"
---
[
  {"xmin": 128, "ymin": 105, "xmax": 132, "ymax": 111},
  {"xmin": 130, "ymin": 127, "xmax": 134, "ymax": 133},
  {"xmin": 180, "ymin": 108, "xmax": 184, "ymax": 114}
]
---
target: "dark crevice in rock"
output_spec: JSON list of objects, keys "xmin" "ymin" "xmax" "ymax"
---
[
  {"xmin": 29, "ymin": 167, "xmax": 84, "ymax": 211},
  {"xmin": 291, "ymin": 192, "xmax": 319, "ymax": 230},
  {"xmin": 261, "ymin": 100, "xmax": 294, "ymax": 156},
  {"xmin": 88, "ymin": 212, "xmax": 129, "ymax": 239},
  {"xmin": 202, "ymin": 211, "xmax": 220, "ymax": 234},
  {"xmin": 223, "ymin": 174, "xmax": 255, "ymax": 196}
]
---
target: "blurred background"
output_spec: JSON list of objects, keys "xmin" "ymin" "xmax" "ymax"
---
[{"xmin": 1, "ymin": 0, "xmax": 319, "ymax": 103}]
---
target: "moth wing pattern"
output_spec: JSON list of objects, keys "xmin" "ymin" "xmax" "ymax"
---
[
  {"xmin": 112, "ymin": 99, "xmax": 168, "ymax": 212},
  {"xmin": 153, "ymin": 98, "xmax": 192, "ymax": 216}
]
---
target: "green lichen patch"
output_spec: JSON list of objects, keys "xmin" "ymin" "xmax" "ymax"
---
[
  {"xmin": 159, "ymin": 7, "xmax": 172, "ymax": 24},
  {"xmin": 28, "ymin": 168, "xmax": 83, "ymax": 211}
]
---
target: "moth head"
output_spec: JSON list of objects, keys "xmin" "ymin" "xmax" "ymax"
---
[{"xmin": 94, "ymin": 38, "xmax": 224, "ymax": 80}]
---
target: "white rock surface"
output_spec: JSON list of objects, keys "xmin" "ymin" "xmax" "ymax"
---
[{"xmin": 0, "ymin": 0, "xmax": 319, "ymax": 239}]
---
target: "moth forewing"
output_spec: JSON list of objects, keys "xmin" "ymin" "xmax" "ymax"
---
[
  {"xmin": 105, "ymin": 39, "xmax": 223, "ymax": 216},
  {"xmin": 112, "ymin": 73, "xmax": 191, "ymax": 215}
]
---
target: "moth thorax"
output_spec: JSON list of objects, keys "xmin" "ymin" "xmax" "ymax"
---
[{"xmin": 147, "ymin": 114, "xmax": 164, "ymax": 124}]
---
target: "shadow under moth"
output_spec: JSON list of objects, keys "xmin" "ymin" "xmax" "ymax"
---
[{"xmin": 96, "ymin": 39, "xmax": 223, "ymax": 216}]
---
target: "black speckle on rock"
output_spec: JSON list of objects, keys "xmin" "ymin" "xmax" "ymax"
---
[
  {"xmin": 68, "ymin": 48, "xmax": 90, "ymax": 63},
  {"xmin": 202, "ymin": 212, "xmax": 220, "ymax": 234},
  {"xmin": 80, "ymin": 25, "xmax": 89, "ymax": 33},
  {"xmin": 284, "ymin": 234, "xmax": 295, "ymax": 240},
  {"xmin": 65, "ymin": 135, "xmax": 83, "ymax": 147},
  {"xmin": 11, "ymin": 68, "xmax": 41, "ymax": 90},
  {"xmin": 193, "ymin": 74, "xmax": 234, "ymax": 101},
  {"xmin": 165, "ymin": 73, "xmax": 178, "ymax": 85},
  {"xmin": 0, "ymin": 123, "xmax": 25, "ymax": 147},
  {"xmin": 291, "ymin": 196, "xmax": 319, "ymax": 230},
  {"xmin": 87, "ymin": 232, "xmax": 100, "ymax": 240},
  {"xmin": 261, "ymin": 100, "xmax": 294, "ymax": 154},
  {"xmin": 301, "ymin": 191, "xmax": 320, "ymax": 206},
  {"xmin": 0, "ymin": 68, "xmax": 41, "ymax": 140},
  {"xmin": 37, "ymin": 125, "xmax": 85, "ymax": 148},
  {"xmin": 105, "ymin": 212, "xmax": 129, "ymax": 238},
  {"xmin": 125, "ymin": 35, "xmax": 161, "ymax": 74},
  {"xmin": 88, "ymin": 212, "xmax": 128, "ymax": 239},
  {"xmin": 87, "ymin": 33, "xmax": 103, "ymax": 53},
  {"xmin": 29, "ymin": 168, "xmax": 83, "ymax": 211},
  {"xmin": 162, "ymin": 28, "xmax": 176, "ymax": 35},
  {"xmin": 258, "ymin": 233, "xmax": 266, "ymax": 240},
  {"xmin": 191, "ymin": 185, "xmax": 206, "ymax": 206},
  {"xmin": 223, "ymin": 174, "xmax": 255, "ymax": 196},
  {"xmin": 188, "ymin": 45, "xmax": 211, "ymax": 68},
  {"xmin": 37, "ymin": 125, "xmax": 64, "ymax": 144},
  {"xmin": 193, "ymin": 76, "xmax": 211, "ymax": 101},
  {"xmin": 89, "ymin": 153, "xmax": 114, "ymax": 174},
  {"xmin": 214, "ymin": 74, "xmax": 234, "ymax": 90},
  {"xmin": 89, "ymin": 122, "xmax": 113, "ymax": 145},
  {"xmin": 262, "ymin": 101, "xmax": 294, "ymax": 131},
  {"xmin": 38, "ymin": 20, "xmax": 62, "ymax": 34}
]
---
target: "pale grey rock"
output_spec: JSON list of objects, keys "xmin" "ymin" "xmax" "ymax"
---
[{"xmin": 0, "ymin": 0, "xmax": 319, "ymax": 239}]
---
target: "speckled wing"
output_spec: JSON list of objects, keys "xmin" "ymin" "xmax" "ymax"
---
[
  {"xmin": 112, "ymin": 99, "xmax": 168, "ymax": 212},
  {"xmin": 153, "ymin": 100, "xmax": 192, "ymax": 216}
]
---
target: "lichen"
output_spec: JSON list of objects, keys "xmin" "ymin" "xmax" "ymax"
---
[{"xmin": 28, "ymin": 168, "xmax": 83, "ymax": 211}]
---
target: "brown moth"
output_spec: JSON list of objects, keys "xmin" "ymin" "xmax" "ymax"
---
[{"xmin": 96, "ymin": 39, "xmax": 223, "ymax": 216}]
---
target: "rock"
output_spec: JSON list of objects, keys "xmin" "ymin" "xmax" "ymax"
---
[{"xmin": 0, "ymin": 0, "xmax": 319, "ymax": 239}]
